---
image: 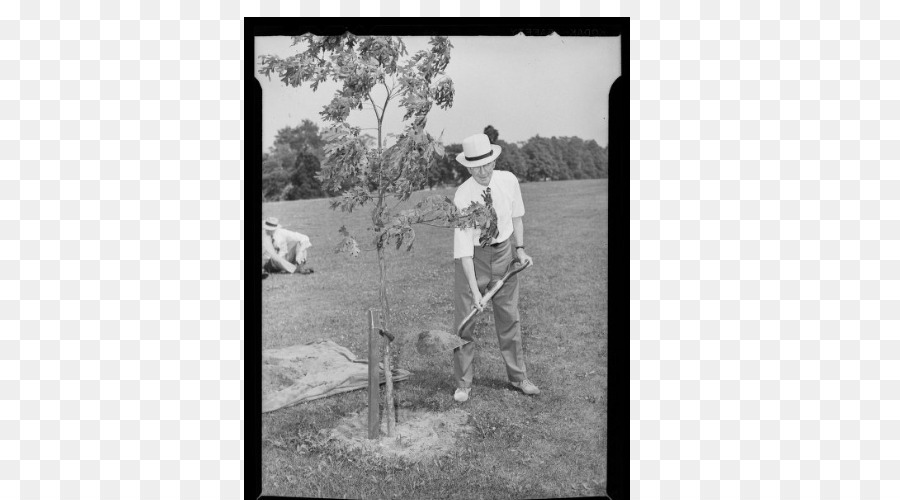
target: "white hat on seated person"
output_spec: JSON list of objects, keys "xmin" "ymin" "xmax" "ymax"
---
[{"xmin": 263, "ymin": 217, "xmax": 280, "ymax": 231}]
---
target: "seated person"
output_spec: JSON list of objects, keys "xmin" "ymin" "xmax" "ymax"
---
[{"xmin": 262, "ymin": 217, "xmax": 314, "ymax": 275}]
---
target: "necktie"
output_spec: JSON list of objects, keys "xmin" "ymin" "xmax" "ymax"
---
[{"xmin": 479, "ymin": 187, "xmax": 499, "ymax": 247}]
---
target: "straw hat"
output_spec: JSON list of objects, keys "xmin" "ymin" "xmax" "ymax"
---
[
  {"xmin": 263, "ymin": 217, "xmax": 280, "ymax": 231},
  {"xmin": 455, "ymin": 133, "xmax": 502, "ymax": 168}
]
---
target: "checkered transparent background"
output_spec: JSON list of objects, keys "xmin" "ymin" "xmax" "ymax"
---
[
  {"xmin": 2, "ymin": 4, "xmax": 249, "ymax": 500},
  {"xmin": 632, "ymin": 10, "xmax": 900, "ymax": 500}
]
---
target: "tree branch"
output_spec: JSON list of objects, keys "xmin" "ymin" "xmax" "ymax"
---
[
  {"xmin": 389, "ymin": 155, "xmax": 408, "ymax": 185},
  {"xmin": 388, "ymin": 198, "xmax": 405, "ymax": 213},
  {"xmin": 415, "ymin": 221, "xmax": 450, "ymax": 228},
  {"xmin": 367, "ymin": 93, "xmax": 383, "ymax": 122},
  {"xmin": 417, "ymin": 215, "xmax": 448, "ymax": 224},
  {"xmin": 381, "ymin": 81, "xmax": 392, "ymax": 113}
]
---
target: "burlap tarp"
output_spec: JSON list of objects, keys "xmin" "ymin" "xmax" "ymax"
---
[{"xmin": 263, "ymin": 339, "xmax": 411, "ymax": 413}]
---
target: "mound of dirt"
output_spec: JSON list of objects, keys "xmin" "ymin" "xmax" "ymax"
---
[
  {"xmin": 326, "ymin": 409, "xmax": 473, "ymax": 462},
  {"xmin": 416, "ymin": 329, "xmax": 470, "ymax": 355}
]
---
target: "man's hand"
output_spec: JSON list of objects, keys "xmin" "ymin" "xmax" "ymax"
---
[
  {"xmin": 516, "ymin": 248, "xmax": 534, "ymax": 267},
  {"xmin": 471, "ymin": 287, "xmax": 485, "ymax": 312},
  {"xmin": 460, "ymin": 257, "xmax": 483, "ymax": 312}
]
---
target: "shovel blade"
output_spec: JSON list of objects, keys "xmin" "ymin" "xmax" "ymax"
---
[{"xmin": 416, "ymin": 330, "xmax": 471, "ymax": 356}]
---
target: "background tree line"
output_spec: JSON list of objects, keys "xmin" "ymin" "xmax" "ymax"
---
[{"xmin": 262, "ymin": 122, "xmax": 609, "ymax": 201}]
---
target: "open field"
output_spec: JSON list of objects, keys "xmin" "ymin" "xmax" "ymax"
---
[{"xmin": 261, "ymin": 178, "xmax": 608, "ymax": 499}]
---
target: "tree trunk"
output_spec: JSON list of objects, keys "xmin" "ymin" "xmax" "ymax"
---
[
  {"xmin": 374, "ymin": 109, "xmax": 397, "ymax": 437},
  {"xmin": 377, "ymin": 244, "xmax": 396, "ymax": 437}
]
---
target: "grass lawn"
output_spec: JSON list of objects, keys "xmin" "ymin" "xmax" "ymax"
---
[{"xmin": 261, "ymin": 178, "xmax": 608, "ymax": 499}]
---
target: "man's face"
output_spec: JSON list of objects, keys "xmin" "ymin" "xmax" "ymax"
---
[{"xmin": 467, "ymin": 160, "xmax": 495, "ymax": 186}]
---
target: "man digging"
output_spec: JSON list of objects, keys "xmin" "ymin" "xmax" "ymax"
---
[{"xmin": 452, "ymin": 133, "xmax": 540, "ymax": 402}]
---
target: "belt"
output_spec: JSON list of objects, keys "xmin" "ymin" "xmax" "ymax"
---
[{"xmin": 489, "ymin": 239, "xmax": 508, "ymax": 248}]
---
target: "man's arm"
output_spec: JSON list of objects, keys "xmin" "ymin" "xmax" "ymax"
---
[
  {"xmin": 263, "ymin": 231, "xmax": 297, "ymax": 273},
  {"xmin": 279, "ymin": 229, "xmax": 312, "ymax": 256},
  {"xmin": 262, "ymin": 230, "xmax": 278, "ymax": 257},
  {"xmin": 459, "ymin": 257, "xmax": 484, "ymax": 312},
  {"xmin": 511, "ymin": 216, "xmax": 533, "ymax": 266}
]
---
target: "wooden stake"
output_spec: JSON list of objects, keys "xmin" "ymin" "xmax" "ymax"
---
[
  {"xmin": 367, "ymin": 309, "xmax": 379, "ymax": 439},
  {"xmin": 377, "ymin": 250, "xmax": 396, "ymax": 437}
]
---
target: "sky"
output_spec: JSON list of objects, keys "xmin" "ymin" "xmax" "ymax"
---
[{"xmin": 255, "ymin": 35, "xmax": 621, "ymax": 153}]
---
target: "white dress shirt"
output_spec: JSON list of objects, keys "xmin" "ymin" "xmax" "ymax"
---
[
  {"xmin": 264, "ymin": 227, "xmax": 312, "ymax": 263},
  {"xmin": 452, "ymin": 170, "xmax": 525, "ymax": 259}
]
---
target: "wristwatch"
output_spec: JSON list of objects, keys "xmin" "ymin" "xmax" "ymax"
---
[{"xmin": 515, "ymin": 245, "xmax": 525, "ymax": 251}]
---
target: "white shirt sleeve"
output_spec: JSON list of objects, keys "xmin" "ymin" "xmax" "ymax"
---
[
  {"xmin": 453, "ymin": 184, "xmax": 478, "ymax": 259},
  {"xmin": 281, "ymin": 229, "xmax": 312, "ymax": 251},
  {"xmin": 509, "ymin": 173, "xmax": 525, "ymax": 218},
  {"xmin": 453, "ymin": 226, "xmax": 476, "ymax": 259}
]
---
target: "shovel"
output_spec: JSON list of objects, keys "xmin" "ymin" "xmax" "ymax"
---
[{"xmin": 416, "ymin": 260, "xmax": 532, "ymax": 355}]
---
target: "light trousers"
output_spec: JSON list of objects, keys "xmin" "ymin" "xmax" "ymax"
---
[
  {"xmin": 452, "ymin": 238, "xmax": 527, "ymax": 388},
  {"xmin": 262, "ymin": 241, "xmax": 307, "ymax": 274}
]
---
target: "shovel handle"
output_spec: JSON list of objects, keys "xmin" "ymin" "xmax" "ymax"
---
[
  {"xmin": 479, "ymin": 260, "xmax": 531, "ymax": 307},
  {"xmin": 501, "ymin": 259, "xmax": 532, "ymax": 282},
  {"xmin": 457, "ymin": 260, "xmax": 531, "ymax": 335}
]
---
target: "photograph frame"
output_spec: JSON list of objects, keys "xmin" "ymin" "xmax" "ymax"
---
[{"xmin": 245, "ymin": 17, "xmax": 629, "ymax": 500}]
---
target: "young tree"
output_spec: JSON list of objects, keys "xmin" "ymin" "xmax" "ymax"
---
[{"xmin": 259, "ymin": 34, "xmax": 496, "ymax": 437}]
